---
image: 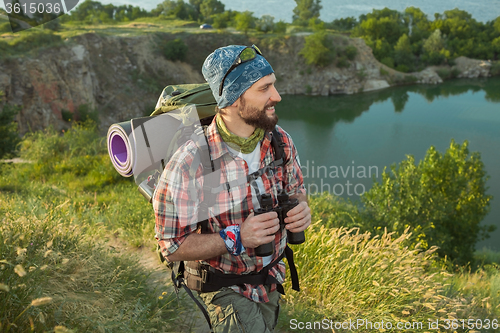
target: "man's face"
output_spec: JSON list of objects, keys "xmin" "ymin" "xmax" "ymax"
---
[{"xmin": 237, "ymin": 73, "xmax": 282, "ymax": 132}]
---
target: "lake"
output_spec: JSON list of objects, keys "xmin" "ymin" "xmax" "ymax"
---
[{"xmin": 276, "ymin": 77, "xmax": 500, "ymax": 251}]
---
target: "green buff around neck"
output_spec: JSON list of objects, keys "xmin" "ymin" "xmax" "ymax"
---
[{"xmin": 216, "ymin": 114, "xmax": 264, "ymax": 154}]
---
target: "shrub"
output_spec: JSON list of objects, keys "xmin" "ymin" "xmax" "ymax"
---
[
  {"xmin": 436, "ymin": 68, "xmax": 452, "ymax": 79},
  {"xmin": 380, "ymin": 56, "xmax": 394, "ymax": 68},
  {"xmin": 0, "ymin": 91, "xmax": 21, "ymax": 159},
  {"xmin": 0, "ymin": 22, "xmax": 11, "ymax": 33},
  {"xmin": 361, "ymin": 139, "xmax": 494, "ymax": 266},
  {"xmin": 76, "ymin": 103, "xmax": 99, "ymax": 124},
  {"xmin": 336, "ymin": 55, "xmax": 350, "ymax": 68},
  {"xmin": 491, "ymin": 61, "xmax": 500, "ymax": 76},
  {"xmin": 274, "ymin": 20, "xmax": 287, "ymax": 33},
  {"xmin": 344, "ymin": 45, "xmax": 358, "ymax": 60},
  {"xmin": 395, "ymin": 64, "xmax": 409, "ymax": 72},
  {"xmin": 299, "ymin": 31, "xmax": 335, "ymax": 67},
  {"xmin": 161, "ymin": 38, "xmax": 188, "ymax": 62}
]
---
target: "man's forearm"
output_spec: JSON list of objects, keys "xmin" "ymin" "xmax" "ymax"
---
[{"xmin": 166, "ymin": 233, "xmax": 227, "ymax": 262}]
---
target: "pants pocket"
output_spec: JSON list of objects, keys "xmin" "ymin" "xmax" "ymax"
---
[{"xmin": 207, "ymin": 302, "xmax": 245, "ymax": 333}]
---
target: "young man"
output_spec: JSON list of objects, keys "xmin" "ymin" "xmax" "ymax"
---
[{"xmin": 153, "ymin": 45, "xmax": 311, "ymax": 332}]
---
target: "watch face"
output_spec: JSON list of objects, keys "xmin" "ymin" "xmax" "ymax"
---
[{"xmin": 3, "ymin": 0, "xmax": 80, "ymax": 33}]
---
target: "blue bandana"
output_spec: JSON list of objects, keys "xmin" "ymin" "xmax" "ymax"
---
[{"xmin": 202, "ymin": 45, "xmax": 275, "ymax": 108}]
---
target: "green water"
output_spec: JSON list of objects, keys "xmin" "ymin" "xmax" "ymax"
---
[{"xmin": 276, "ymin": 77, "xmax": 500, "ymax": 250}]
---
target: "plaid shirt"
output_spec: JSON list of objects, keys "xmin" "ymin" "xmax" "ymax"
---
[{"xmin": 153, "ymin": 115, "xmax": 306, "ymax": 303}]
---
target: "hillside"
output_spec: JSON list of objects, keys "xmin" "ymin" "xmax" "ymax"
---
[{"xmin": 0, "ymin": 28, "xmax": 495, "ymax": 135}]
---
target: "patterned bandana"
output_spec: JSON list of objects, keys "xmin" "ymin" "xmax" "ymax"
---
[
  {"xmin": 216, "ymin": 114, "xmax": 265, "ymax": 154},
  {"xmin": 202, "ymin": 45, "xmax": 274, "ymax": 108}
]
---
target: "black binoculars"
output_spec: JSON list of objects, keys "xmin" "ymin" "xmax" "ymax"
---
[{"xmin": 254, "ymin": 193, "xmax": 306, "ymax": 257}]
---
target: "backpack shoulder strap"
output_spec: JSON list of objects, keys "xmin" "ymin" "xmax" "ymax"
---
[{"xmin": 271, "ymin": 126, "xmax": 288, "ymax": 166}]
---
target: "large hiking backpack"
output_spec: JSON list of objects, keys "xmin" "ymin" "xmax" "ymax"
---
[{"xmin": 106, "ymin": 83, "xmax": 299, "ymax": 332}]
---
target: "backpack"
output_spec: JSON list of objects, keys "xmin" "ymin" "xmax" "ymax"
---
[{"xmin": 107, "ymin": 83, "xmax": 299, "ymax": 332}]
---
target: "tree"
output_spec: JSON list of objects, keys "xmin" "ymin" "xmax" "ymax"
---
[
  {"xmin": 361, "ymin": 140, "xmax": 494, "ymax": 266},
  {"xmin": 0, "ymin": 91, "xmax": 20, "ymax": 159},
  {"xmin": 404, "ymin": 7, "xmax": 431, "ymax": 43},
  {"xmin": 274, "ymin": 20, "xmax": 287, "ymax": 33},
  {"xmin": 328, "ymin": 17, "xmax": 358, "ymax": 31},
  {"xmin": 494, "ymin": 17, "xmax": 500, "ymax": 34},
  {"xmin": 421, "ymin": 29, "xmax": 447, "ymax": 65},
  {"xmin": 299, "ymin": 30, "xmax": 335, "ymax": 67},
  {"xmin": 200, "ymin": 0, "xmax": 224, "ymax": 21},
  {"xmin": 393, "ymin": 33, "xmax": 415, "ymax": 72},
  {"xmin": 256, "ymin": 15, "xmax": 275, "ymax": 33},
  {"xmin": 212, "ymin": 10, "xmax": 236, "ymax": 29},
  {"xmin": 292, "ymin": 0, "xmax": 322, "ymax": 26},
  {"xmin": 154, "ymin": 0, "xmax": 191, "ymax": 20},
  {"xmin": 234, "ymin": 11, "xmax": 255, "ymax": 35}
]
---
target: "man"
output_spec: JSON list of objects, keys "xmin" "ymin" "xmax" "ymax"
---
[{"xmin": 153, "ymin": 45, "xmax": 311, "ymax": 332}]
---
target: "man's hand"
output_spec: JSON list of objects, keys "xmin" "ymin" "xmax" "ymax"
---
[
  {"xmin": 240, "ymin": 211, "xmax": 280, "ymax": 249},
  {"xmin": 283, "ymin": 200, "xmax": 311, "ymax": 233}
]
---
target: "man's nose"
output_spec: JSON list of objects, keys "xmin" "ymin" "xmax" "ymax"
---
[{"xmin": 271, "ymin": 86, "xmax": 281, "ymax": 103}]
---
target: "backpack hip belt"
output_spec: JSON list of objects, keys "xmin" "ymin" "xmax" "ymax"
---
[{"xmin": 182, "ymin": 245, "xmax": 299, "ymax": 295}]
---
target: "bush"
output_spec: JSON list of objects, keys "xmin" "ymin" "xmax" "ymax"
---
[
  {"xmin": 380, "ymin": 56, "xmax": 394, "ymax": 68},
  {"xmin": 344, "ymin": 45, "xmax": 358, "ymax": 60},
  {"xmin": 161, "ymin": 38, "xmax": 188, "ymax": 62},
  {"xmin": 436, "ymin": 68, "xmax": 458, "ymax": 80},
  {"xmin": 0, "ymin": 92, "xmax": 21, "ymax": 159},
  {"xmin": 0, "ymin": 22, "xmax": 11, "ymax": 33},
  {"xmin": 336, "ymin": 55, "xmax": 350, "ymax": 68},
  {"xmin": 299, "ymin": 30, "xmax": 335, "ymax": 67},
  {"xmin": 491, "ymin": 61, "xmax": 500, "ymax": 76},
  {"xmin": 274, "ymin": 20, "xmax": 287, "ymax": 33},
  {"xmin": 361, "ymin": 139, "xmax": 494, "ymax": 266},
  {"xmin": 76, "ymin": 103, "xmax": 100, "ymax": 124}
]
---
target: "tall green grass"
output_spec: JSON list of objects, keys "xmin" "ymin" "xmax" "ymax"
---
[
  {"xmin": 0, "ymin": 123, "xmax": 197, "ymax": 331},
  {"xmin": 0, "ymin": 189, "xmax": 185, "ymax": 332},
  {"xmin": 9, "ymin": 122, "xmax": 155, "ymax": 247},
  {"xmin": 278, "ymin": 194, "xmax": 500, "ymax": 332}
]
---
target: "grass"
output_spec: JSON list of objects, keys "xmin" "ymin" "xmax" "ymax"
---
[
  {"xmin": 2, "ymin": 121, "xmax": 500, "ymax": 332},
  {"xmin": 0, "ymin": 184, "xmax": 185, "ymax": 332},
  {"xmin": 0, "ymin": 122, "xmax": 196, "ymax": 332},
  {"xmin": 277, "ymin": 193, "xmax": 500, "ymax": 332}
]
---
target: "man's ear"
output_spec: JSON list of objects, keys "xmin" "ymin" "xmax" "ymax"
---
[{"xmin": 231, "ymin": 97, "xmax": 241, "ymax": 108}]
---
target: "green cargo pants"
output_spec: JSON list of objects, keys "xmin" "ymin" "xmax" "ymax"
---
[{"xmin": 198, "ymin": 286, "xmax": 280, "ymax": 333}]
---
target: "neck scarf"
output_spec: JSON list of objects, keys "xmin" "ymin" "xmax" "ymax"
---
[{"xmin": 216, "ymin": 114, "xmax": 264, "ymax": 154}]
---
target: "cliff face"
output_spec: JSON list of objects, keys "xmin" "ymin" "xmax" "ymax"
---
[
  {"xmin": 0, "ymin": 32, "xmax": 494, "ymax": 135},
  {"xmin": 0, "ymin": 33, "xmax": 203, "ymax": 135}
]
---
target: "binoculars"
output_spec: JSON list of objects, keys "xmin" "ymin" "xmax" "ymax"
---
[{"xmin": 254, "ymin": 193, "xmax": 306, "ymax": 256}]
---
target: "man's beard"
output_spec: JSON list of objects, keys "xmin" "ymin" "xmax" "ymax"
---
[{"xmin": 238, "ymin": 96, "xmax": 279, "ymax": 132}]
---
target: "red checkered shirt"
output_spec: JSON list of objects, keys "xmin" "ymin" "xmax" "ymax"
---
[{"xmin": 153, "ymin": 115, "xmax": 306, "ymax": 303}]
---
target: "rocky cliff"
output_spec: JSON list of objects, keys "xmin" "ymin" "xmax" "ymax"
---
[{"xmin": 0, "ymin": 32, "xmax": 495, "ymax": 135}]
